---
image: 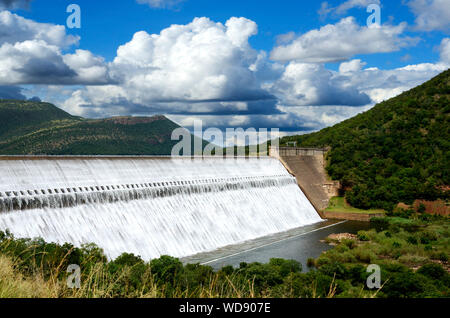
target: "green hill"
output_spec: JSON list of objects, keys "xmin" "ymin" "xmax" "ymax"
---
[
  {"xmin": 0, "ymin": 100, "xmax": 187, "ymax": 155},
  {"xmin": 282, "ymin": 69, "xmax": 450, "ymax": 210},
  {"xmin": 0, "ymin": 100, "xmax": 83, "ymax": 141}
]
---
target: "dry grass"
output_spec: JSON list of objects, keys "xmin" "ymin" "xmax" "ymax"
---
[
  {"xmin": 0, "ymin": 254, "xmax": 269, "ymax": 298},
  {"xmin": 0, "ymin": 255, "xmax": 58, "ymax": 298}
]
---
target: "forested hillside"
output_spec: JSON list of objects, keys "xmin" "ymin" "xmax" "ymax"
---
[{"xmin": 282, "ymin": 69, "xmax": 450, "ymax": 210}]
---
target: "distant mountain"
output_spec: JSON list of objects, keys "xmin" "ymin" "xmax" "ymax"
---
[
  {"xmin": 0, "ymin": 100, "xmax": 190, "ymax": 155},
  {"xmin": 282, "ymin": 69, "xmax": 450, "ymax": 210}
]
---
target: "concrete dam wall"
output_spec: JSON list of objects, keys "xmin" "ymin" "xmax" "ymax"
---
[
  {"xmin": 0, "ymin": 156, "xmax": 321, "ymax": 260},
  {"xmin": 270, "ymin": 147, "xmax": 340, "ymax": 212}
]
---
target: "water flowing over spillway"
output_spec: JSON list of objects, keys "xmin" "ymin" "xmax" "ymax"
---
[{"xmin": 0, "ymin": 157, "xmax": 322, "ymax": 260}]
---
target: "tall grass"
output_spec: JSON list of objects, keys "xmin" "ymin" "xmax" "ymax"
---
[
  {"xmin": 0, "ymin": 254, "xmax": 279, "ymax": 298},
  {"xmin": 0, "ymin": 255, "xmax": 57, "ymax": 298}
]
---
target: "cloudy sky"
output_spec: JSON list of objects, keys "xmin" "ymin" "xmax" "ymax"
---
[{"xmin": 0, "ymin": 0, "xmax": 449, "ymax": 138}]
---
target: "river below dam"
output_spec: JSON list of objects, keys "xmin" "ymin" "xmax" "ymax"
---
[{"xmin": 182, "ymin": 220, "xmax": 371, "ymax": 271}]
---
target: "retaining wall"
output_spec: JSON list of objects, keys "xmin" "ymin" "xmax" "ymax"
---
[{"xmin": 270, "ymin": 147, "xmax": 340, "ymax": 214}]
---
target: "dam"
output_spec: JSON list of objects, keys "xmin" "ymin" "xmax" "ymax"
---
[{"xmin": 0, "ymin": 156, "xmax": 322, "ymax": 260}]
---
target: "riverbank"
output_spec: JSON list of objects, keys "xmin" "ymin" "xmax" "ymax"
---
[
  {"xmin": 324, "ymin": 197, "xmax": 385, "ymax": 221},
  {"xmin": 182, "ymin": 220, "xmax": 370, "ymax": 271},
  {"xmin": 312, "ymin": 214, "xmax": 450, "ymax": 298}
]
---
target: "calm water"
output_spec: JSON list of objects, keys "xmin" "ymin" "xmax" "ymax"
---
[{"xmin": 182, "ymin": 220, "xmax": 371, "ymax": 271}]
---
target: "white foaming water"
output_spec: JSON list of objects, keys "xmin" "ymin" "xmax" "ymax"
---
[{"xmin": 0, "ymin": 157, "xmax": 321, "ymax": 260}]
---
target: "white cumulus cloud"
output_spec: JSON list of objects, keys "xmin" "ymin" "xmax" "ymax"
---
[
  {"xmin": 339, "ymin": 59, "xmax": 367, "ymax": 74},
  {"xmin": 0, "ymin": 11, "xmax": 111, "ymax": 85},
  {"xmin": 319, "ymin": 0, "xmax": 380, "ymax": 18},
  {"xmin": 336, "ymin": 61, "xmax": 449, "ymax": 103},
  {"xmin": 268, "ymin": 62, "xmax": 371, "ymax": 106},
  {"xmin": 0, "ymin": 11, "xmax": 78, "ymax": 48},
  {"xmin": 407, "ymin": 0, "xmax": 450, "ymax": 32},
  {"xmin": 63, "ymin": 17, "xmax": 280, "ymax": 117},
  {"xmin": 439, "ymin": 38, "xmax": 450, "ymax": 64},
  {"xmin": 270, "ymin": 17, "xmax": 417, "ymax": 63}
]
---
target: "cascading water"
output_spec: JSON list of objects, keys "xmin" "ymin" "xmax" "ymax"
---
[{"xmin": 0, "ymin": 157, "xmax": 322, "ymax": 260}]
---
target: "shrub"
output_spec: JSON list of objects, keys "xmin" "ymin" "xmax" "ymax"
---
[
  {"xmin": 306, "ymin": 258, "xmax": 316, "ymax": 268},
  {"xmin": 309, "ymin": 271, "xmax": 335, "ymax": 297},
  {"xmin": 392, "ymin": 241, "xmax": 402, "ymax": 248},
  {"xmin": 269, "ymin": 258, "xmax": 302, "ymax": 277},
  {"xmin": 420, "ymin": 237, "xmax": 430, "ymax": 245},
  {"xmin": 316, "ymin": 256, "xmax": 332, "ymax": 267},
  {"xmin": 0, "ymin": 233, "xmax": 102, "ymax": 279},
  {"xmin": 391, "ymin": 250, "xmax": 403, "ymax": 260},
  {"xmin": 381, "ymin": 272, "xmax": 428, "ymax": 298},
  {"xmin": 240, "ymin": 263, "xmax": 276, "ymax": 288},
  {"xmin": 417, "ymin": 263, "xmax": 448, "ymax": 281},
  {"xmin": 283, "ymin": 272, "xmax": 315, "ymax": 298},
  {"xmin": 111, "ymin": 253, "xmax": 144, "ymax": 267},
  {"xmin": 407, "ymin": 236, "xmax": 418, "ymax": 245},
  {"xmin": 183, "ymin": 263, "xmax": 214, "ymax": 288},
  {"xmin": 357, "ymin": 231, "xmax": 370, "ymax": 241},
  {"xmin": 336, "ymin": 244, "xmax": 350, "ymax": 253},
  {"xmin": 342, "ymin": 239, "xmax": 357, "ymax": 249},
  {"xmin": 398, "ymin": 255, "xmax": 427, "ymax": 266},
  {"xmin": 79, "ymin": 243, "xmax": 107, "ymax": 266},
  {"xmin": 378, "ymin": 263, "xmax": 437, "ymax": 298},
  {"xmin": 347, "ymin": 264, "xmax": 366, "ymax": 286},
  {"xmin": 417, "ymin": 204, "xmax": 426, "ymax": 213},
  {"xmin": 419, "ymin": 214, "xmax": 430, "ymax": 221},
  {"xmin": 354, "ymin": 249, "xmax": 376, "ymax": 263},
  {"xmin": 371, "ymin": 218, "xmax": 390, "ymax": 232},
  {"xmin": 219, "ymin": 265, "xmax": 234, "ymax": 276},
  {"xmin": 400, "ymin": 221, "xmax": 422, "ymax": 233},
  {"xmin": 149, "ymin": 255, "xmax": 183, "ymax": 283},
  {"xmin": 431, "ymin": 252, "xmax": 449, "ymax": 262},
  {"xmin": 389, "ymin": 224, "xmax": 401, "ymax": 233},
  {"xmin": 420, "ymin": 230, "xmax": 438, "ymax": 243}
]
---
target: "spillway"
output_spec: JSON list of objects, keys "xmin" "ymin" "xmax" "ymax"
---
[{"xmin": 0, "ymin": 157, "xmax": 322, "ymax": 260}]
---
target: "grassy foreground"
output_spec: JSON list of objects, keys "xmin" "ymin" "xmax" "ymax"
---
[
  {"xmin": 325, "ymin": 197, "xmax": 385, "ymax": 214},
  {"xmin": 0, "ymin": 212, "xmax": 448, "ymax": 298}
]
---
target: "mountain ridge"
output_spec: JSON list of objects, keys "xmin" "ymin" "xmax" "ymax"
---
[{"xmin": 0, "ymin": 100, "xmax": 184, "ymax": 155}]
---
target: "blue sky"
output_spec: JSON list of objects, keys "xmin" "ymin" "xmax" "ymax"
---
[
  {"xmin": 16, "ymin": 0, "xmax": 444, "ymax": 67},
  {"xmin": 0, "ymin": 0, "xmax": 449, "ymax": 141}
]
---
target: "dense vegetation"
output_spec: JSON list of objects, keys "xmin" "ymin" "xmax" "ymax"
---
[
  {"xmin": 0, "ymin": 100, "xmax": 184, "ymax": 155},
  {"xmin": 0, "ymin": 211, "xmax": 448, "ymax": 298},
  {"xmin": 282, "ymin": 69, "xmax": 450, "ymax": 210},
  {"xmin": 313, "ymin": 211, "xmax": 449, "ymax": 298}
]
